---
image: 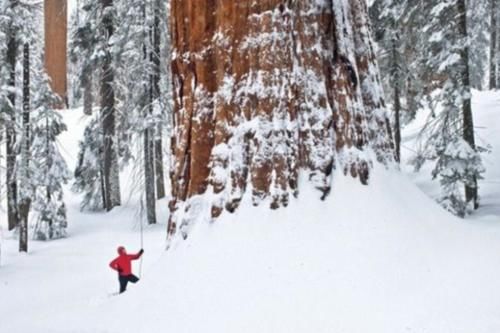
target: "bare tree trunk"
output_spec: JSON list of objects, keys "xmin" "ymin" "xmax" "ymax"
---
[
  {"xmin": 458, "ymin": 0, "xmax": 478, "ymax": 209},
  {"xmin": 100, "ymin": 0, "xmax": 121, "ymax": 211},
  {"xmin": 490, "ymin": 0, "xmax": 497, "ymax": 90},
  {"xmin": 19, "ymin": 43, "xmax": 31, "ymax": 253},
  {"xmin": 167, "ymin": 0, "xmax": 392, "ymax": 239},
  {"xmin": 44, "ymin": 0, "xmax": 68, "ymax": 107},
  {"xmin": 6, "ymin": 23, "xmax": 18, "ymax": 231},
  {"xmin": 152, "ymin": 0, "xmax": 166, "ymax": 200}
]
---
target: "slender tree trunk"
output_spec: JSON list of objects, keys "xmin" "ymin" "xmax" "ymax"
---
[
  {"xmin": 167, "ymin": 0, "xmax": 393, "ymax": 239},
  {"xmin": 83, "ymin": 71, "xmax": 93, "ymax": 115},
  {"xmin": 490, "ymin": 0, "xmax": 497, "ymax": 90},
  {"xmin": 457, "ymin": 0, "xmax": 478, "ymax": 209},
  {"xmin": 44, "ymin": 0, "xmax": 68, "ymax": 107},
  {"xmin": 100, "ymin": 0, "xmax": 121, "ymax": 211},
  {"xmin": 144, "ymin": 3, "xmax": 156, "ymax": 225},
  {"xmin": 19, "ymin": 44, "xmax": 31, "ymax": 253},
  {"xmin": 6, "ymin": 25, "xmax": 18, "ymax": 231},
  {"xmin": 152, "ymin": 0, "xmax": 166, "ymax": 200},
  {"xmin": 391, "ymin": 36, "xmax": 401, "ymax": 163}
]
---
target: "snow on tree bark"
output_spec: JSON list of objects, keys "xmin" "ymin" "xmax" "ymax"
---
[
  {"xmin": 490, "ymin": 0, "xmax": 498, "ymax": 90},
  {"xmin": 349, "ymin": 0, "xmax": 394, "ymax": 164},
  {"xmin": 44, "ymin": 0, "xmax": 68, "ymax": 107},
  {"xmin": 5, "ymin": 20, "xmax": 18, "ymax": 231},
  {"xmin": 167, "ymin": 0, "xmax": 393, "ymax": 239},
  {"xmin": 19, "ymin": 43, "xmax": 30, "ymax": 253}
]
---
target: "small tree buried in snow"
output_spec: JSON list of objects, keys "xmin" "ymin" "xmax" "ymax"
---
[
  {"xmin": 431, "ymin": 137, "xmax": 485, "ymax": 217},
  {"xmin": 167, "ymin": 0, "xmax": 394, "ymax": 241},
  {"xmin": 31, "ymin": 75, "xmax": 70, "ymax": 240}
]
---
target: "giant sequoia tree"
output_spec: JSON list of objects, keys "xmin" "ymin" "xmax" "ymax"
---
[
  {"xmin": 44, "ymin": 0, "xmax": 67, "ymax": 106},
  {"xmin": 167, "ymin": 1, "xmax": 393, "ymax": 239}
]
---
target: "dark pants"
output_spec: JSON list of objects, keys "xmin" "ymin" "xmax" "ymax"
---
[{"xmin": 119, "ymin": 274, "xmax": 139, "ymax": 293}]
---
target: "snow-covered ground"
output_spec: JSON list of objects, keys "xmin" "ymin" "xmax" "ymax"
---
[{"xmin": 0, "ymin": 91, "xmax": 499, "ymax": 333}]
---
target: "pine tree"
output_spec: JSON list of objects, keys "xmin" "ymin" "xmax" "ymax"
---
[
  {"xmin": 1, "ymin": 0, "xmax": 70, "ymax": 245},
  {"xmin": 370, "ymin": 0, "xmax": 427, "ymax": 161},
  {"xmin": 70, "ymin": 0, "xmax": 170, "ymax": 213},
  {"xmin": 31, "ymin": 74, "xmax": 70, "ymax": 240},
  {"xmin": 421, "ymin": 0, "xmax": 484, "ymax": 216},
  {"xmin": 73, "ymin": 117, "xmax": 105, "ymax": 211},
  {"xmin": 69, "ymin": 0, "xmax": 97, "ymax": 114}
]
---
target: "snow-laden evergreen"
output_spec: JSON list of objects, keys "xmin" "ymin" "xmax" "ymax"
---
[
  {"xmin": 370, "ymin": 0, "xmax": 487, "ymax": 216},
  {"xmin": 30, "ymin": 74, "xmax": 70, "ymax": 239},
  {"xmin": 70, "ymin": 0, "xmax": 169, "ymax": 217},
  {"xmin": 0, "ymin": 0, "xmax": 70, "ymax": 243}
]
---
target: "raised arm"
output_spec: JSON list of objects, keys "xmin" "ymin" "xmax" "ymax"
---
[{"xmin": 128, "ymin": 249, "xmax": 144, "ymax": 260}]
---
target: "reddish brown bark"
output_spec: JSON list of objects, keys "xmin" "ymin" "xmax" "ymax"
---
[
  {"xmin": 168, "ymin": 1, "xmax": 392, "ymax": 239},
  {"xmin": 44, "ymin": 0, "xmax": 68, "ymax": 107}
]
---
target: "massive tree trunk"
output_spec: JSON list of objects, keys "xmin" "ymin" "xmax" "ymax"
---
[
  {"xmin": 100, "ymin": 0, "xmax": 121, "ymax": 211},
  {"xmin": 457, "ymin": 0, "xmax": 478, "ymax": 209},
  {"xmin": 6, "ymin": 21, "xmax": 18, "ymax": 231},
  {"xmin": 44, "ymin": 0, "xmax": 68, "ymax": 107},
  {"xmin": 490, "ymin": 0, "xmax": 497, "ymax": 90},
  {"xmin": 167, "ymin": 1, "xmax": 393, "ymax": 239}
]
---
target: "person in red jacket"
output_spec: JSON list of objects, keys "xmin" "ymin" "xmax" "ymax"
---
[{"xmin": 109, "ymin": 246, "xmax": 144, "ymax": 293}]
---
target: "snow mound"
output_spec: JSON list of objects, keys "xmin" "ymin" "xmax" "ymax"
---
[
  {"xmin": 2, "ymin": 90, "xmax": 500, "ymax": 333},
  {"xmin": 75, "ymin": 167, "xmax": 500, "ymax": 333}
]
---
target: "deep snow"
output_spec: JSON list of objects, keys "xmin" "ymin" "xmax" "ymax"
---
[{"xmin": 0, "ymin": 91, "xmax": 499, "ymax": 333}]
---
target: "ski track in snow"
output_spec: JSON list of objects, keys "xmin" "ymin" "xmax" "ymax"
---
[{"xmin": 0, "ymin": 91, "xmax": 499, "ymax": 333}]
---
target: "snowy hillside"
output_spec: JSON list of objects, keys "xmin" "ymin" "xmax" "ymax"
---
[{"xmin": 0, "ymin": 92, "xmax": 499, "ymax": 333}]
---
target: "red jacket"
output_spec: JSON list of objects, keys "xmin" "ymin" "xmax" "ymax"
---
[{"xmin": 109, "ymin": 249, "xmax": 142, "ymax": 276}]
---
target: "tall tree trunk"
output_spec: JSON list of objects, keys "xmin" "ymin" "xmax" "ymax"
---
[
  {"xmin": 144, "ymin": 3, "xmax": 156, "ymax": 225},
  {"xmin": 457, "ymin": 0, "xmax": 478, "ymax": 209},
  {"xmin": 6, "ymin": 24, "xmax": 18, "ymax": 231},
  {"xmin": 152, "ymin": 0, "xmax": 166, "ymax": 200},
  {"xmin": 391, "ymin": 36, "xmax": 401, "ymax": 163},
  {"xmin": 44, "ymin": 0, "xmax": 68, "ymax": 107},
  {"xmin": 490, "ymin": 0, "xmax": 497, "ymax": 90},
  {"xmin": 83, "ymin": 71, "xmax": 93, "ymax": 115},
  {"xmin": 167, "ymin": 0, "xmax": 393, "ymax": 239},
  {"xmin": 100, "ymin": 0, "xmax": 121, "ymax": 211},
  {"xmin": 19, "ymin": 44, "xmax": 31, "ymax": 253}
]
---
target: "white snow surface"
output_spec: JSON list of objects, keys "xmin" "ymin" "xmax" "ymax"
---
[{"xmin": 0, "ymin": 91, "xmax": 499, "ymax": 332}]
